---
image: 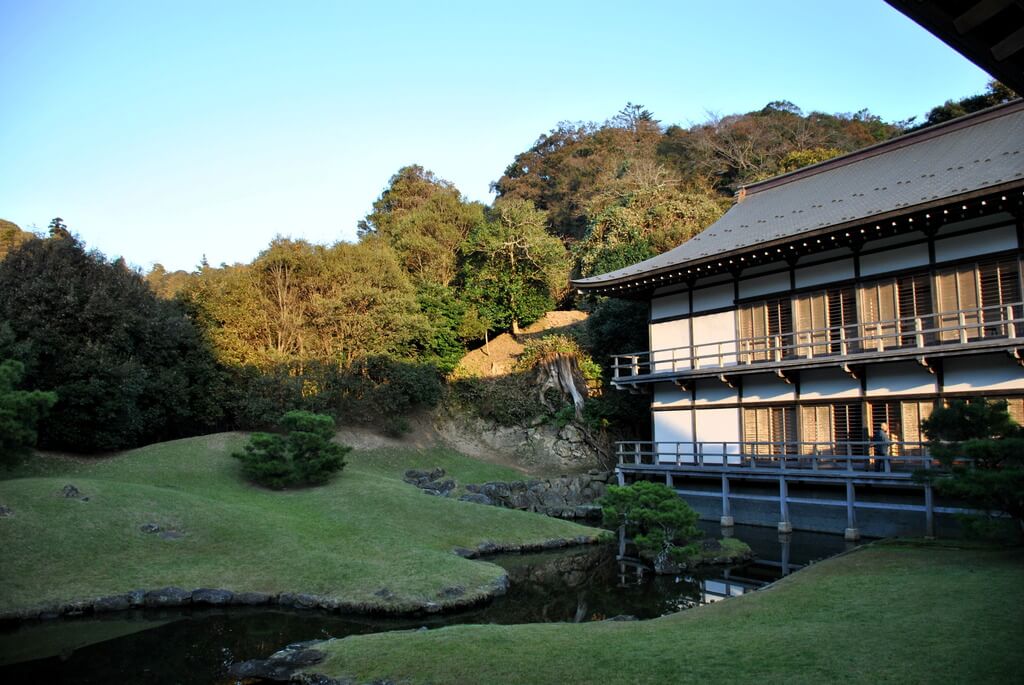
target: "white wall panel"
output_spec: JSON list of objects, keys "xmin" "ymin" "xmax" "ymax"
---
[
  {"xmin": 651, "ymin": 292, "xmax": 688, "ymax": 320},
  {"xmin": 934, "ymin": 224, "xmax": 1017, "ymax": 264},
  {"xmin": 738, "ymin": 271, "xmax": 790, "ymax": 299},
  {"xmin": 691, "ymin": 283, "xmax": 734, "ymax": 313},
  {"xmin": 865, "ymin": 362, "xmax": 938, "ymax": 396},
  {"xmin": 860, "ymin": 243, "xmax": 930, "ymax": 277},
  {"xmin": 691, "ymin": 311, "xmax": 737, "ymax": 369},
  {"xmin": 649, "ymin": 319, "xmax": 690, "ymax": 373},
  {"xmin": 694, "ymin": 407, "xmax": 741, "ymax": 465},
  {"xmin": 652, "ymin": 383, "xmax": 690, "ymax": 408},
  {"xmin": 795, "ymin": 259, "xmax": 854, "ymax": 288},
  {"xmin": 799, "ymin": 368, "xmax": 861, "ymax": 399},
  {"xmin": 742, "ymin": 373, "xmax": 797, "ymax": 402},
  {"xmin": 943, "ymin": 354, "xmax": 1024, "ymax": 393},
  {"xmin": 653, "ymin": 410, "xmax": 693, "ymax": 463},
  {"xmin": 693, "ymin": 380, "xmax": 739, "ymax": 405}
]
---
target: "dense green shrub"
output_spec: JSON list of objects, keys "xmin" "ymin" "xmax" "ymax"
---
[
  {"xmin": 448, "ymin": 375, "xmax": 547, "ymax": 427},
  {"xmin": 233, "ymin": 411, "xmax": 350, "ymax": 489},
  {"xmin": 0, "ymin": 359, "xmax": 57, "ymax": 466}
]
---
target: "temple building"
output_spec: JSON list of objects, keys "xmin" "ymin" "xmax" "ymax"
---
[{"xmin": 572, "ymin": 100, "xmax": 1024, "ymax": 537}]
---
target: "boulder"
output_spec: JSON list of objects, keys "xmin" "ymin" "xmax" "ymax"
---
[
  {"xmin": 60, "ymin": 484, "xmax": 82, "ymax": 498},
  {"xmin": 0, "ymin": 504, "xmax": 12, "ymax": 517},
  {"xmin": 94, "ymin": 594, "xmax": 132, "ymax": 612},
  {"xmin": 144, "ymin": 587, "xmax": 192, "ymax": 607},
  {"xmin": 228, "ymin": 647, "xmax": 327, "ymax": 682},
  {"xmin": 139, "ymin": 523, "xmax": 162, "ymax": 534},
  {"xmin": 192, "ymin": 588, "xmax": 234, "ymax": 605},
  {"xmin": 458, "ymin": 493, "xmax": 493, "ymax": 506}
]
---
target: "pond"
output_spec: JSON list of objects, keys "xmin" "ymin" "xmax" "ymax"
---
[{"xmin": 0, "ymin": 524, "xmax": 857, "ymax": 684}]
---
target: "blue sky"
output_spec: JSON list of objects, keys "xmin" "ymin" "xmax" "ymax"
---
[{"xmin": 0, "ymin": 1, "xmax": 992, "ymax": 272}]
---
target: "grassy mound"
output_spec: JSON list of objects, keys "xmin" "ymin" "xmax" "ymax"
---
[
  {"xmin": 306, "ymin": 541, "xmax": 1024, "ymax": 684},
  {"xmin": 0, "ymin": 434, "xmax": 600, "ymax": 614}
]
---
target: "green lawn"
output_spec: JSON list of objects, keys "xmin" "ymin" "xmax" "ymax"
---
[
  {"xmin": 0, "ymin": 434, "xmax": 600, "ymax": 614},
  {"xmin": 308, "ymin": 541, "xmax": 1024, "ymax": 684}
]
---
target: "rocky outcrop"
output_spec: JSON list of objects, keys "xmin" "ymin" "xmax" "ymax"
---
[
  {"xmin": 228, "ymin": 642, "xmax": 328, "ymax": 682},
  {"xmin": 436, "ymin": 416, "xmax": 608, "ymax": 472},
  {"xmin": 460, "ymin": 470, "xmax": 612, "ymax": 520}
]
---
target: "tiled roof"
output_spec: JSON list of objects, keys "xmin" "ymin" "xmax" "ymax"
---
[{"xmin": 573, "ymin": 100, "xmax": 1024, "ymax": 289}]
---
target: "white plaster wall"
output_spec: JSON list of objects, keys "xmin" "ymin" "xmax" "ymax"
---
[
  {"xmin": 865, "ymin": 361, "xmax": 938, "ymax": 396},
  {"xmin": 943, "ymin": 354, "xmax": 1024, "ymax": 393},
  {"xmin": 738, "ymin": 271, "xmax": 790, "ymax": 299},
  {"xmin": 693, "ymin": 380, "xmax": 739, "ymax": 405},
  {"xmin": 649, "ymin": 319, "xmax": 691, "ymax": 373},
  {"xmin": 691, "ymin": 311, "xmax": 737, "ymax": 368},
  {"xmin": 860, "ymin": 243, "xmax": 930, "ymax": 277},
  {"xmin": 652, "ymin": 383, "xmax": 690, "ymax": 409},
  {"xmin": 742, "ymin": 373, "xmax": 797, "ymax": 402},
  {"xmin": 934, "ymin": 224, "xmax": 1017, "ymax": 264},
  {"xmin": 651, "ymin": 291, "xmax": 688, "ymax": 320},
  {"xmin": 653, "ymin": 410, "xmax": 694, "ymax": 463},
  {"xmin": 691, "ymin": 283, "xmax": 734, "ymax": 313},
  {"xmin": 694, "ymin": 407, "xmax": 741, "ymax": 465},
  {"xmin": 799, "ymin": 368, "xmax": 861, "ymax": 400},
  {"xmin": 795, "ymin": 258, "xmax": 855, "ymax": 288}
]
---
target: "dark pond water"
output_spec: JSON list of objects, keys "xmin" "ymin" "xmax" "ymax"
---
[{"xmin": 0, "ymin": 524, "xmax": 856, "ymax": 684}]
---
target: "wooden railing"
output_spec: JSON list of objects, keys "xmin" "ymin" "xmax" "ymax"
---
[
  {"xmin": 611, "ymin": 301, "xmax": 1024, "ymax": 380},
  {"xmin": 615, "ymin": 440, "xmax": 937, "ymax": 474}
]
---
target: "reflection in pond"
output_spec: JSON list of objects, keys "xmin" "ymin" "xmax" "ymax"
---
[{"xmin": 0, "ymin": 524, "xmax": 857, "ymax": 684}]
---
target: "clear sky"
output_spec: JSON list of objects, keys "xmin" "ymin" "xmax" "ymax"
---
[{"xmin": 0, "ymin": 0, "xmax": 992, "ymax": 272}]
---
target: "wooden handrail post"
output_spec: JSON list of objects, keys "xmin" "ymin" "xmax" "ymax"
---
[
  {"xmin": 1007, "ymin": 304, "xmax": 1016, "ymax": 338},
  {"xmin": 959, "ymin": 311, "xmax": 968, "ymax": 344}
]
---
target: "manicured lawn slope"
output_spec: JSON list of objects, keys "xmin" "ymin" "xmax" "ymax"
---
[
  {"xmin": 310, "ymin": 541, "xmax": 1024, "ymax": 684},
  {"xmin": 0, "ymin": 434, "xmax": 599, "ymax": 613}
]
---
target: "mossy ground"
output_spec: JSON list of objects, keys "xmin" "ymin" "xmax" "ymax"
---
[{"xmin": 0, "ymin": 434, "xmax": 599, "ymax": 614}]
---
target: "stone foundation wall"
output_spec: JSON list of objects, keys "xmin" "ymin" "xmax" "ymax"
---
[{"xmin": 460, "ymin": 471, "xmax": 612, "ymax": 519}]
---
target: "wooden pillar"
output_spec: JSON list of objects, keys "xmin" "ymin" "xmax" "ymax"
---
[
  {"xmin": 778, "ymin": 477, "xmax": 792, "ymax": 533},
  {"xmin": 844, "ymin": 481, "xmax": 861, "ymax": 541},
  {"xmin": 616, "ymin": 469, "xmax": 625, "ymax": 486},
  {"xmin": 665, "ymin": 471, "xmax": 673, "ymax": 488},
  {"xmin": 618, "ymin": 525, "xmax": 626, "ymax": 558},
  {"xmin": 779, "ymin": 531, "xmax": 792, "ymax": 576},
  {"xmin": 720, "ymin": 474, "xmax": 734, "ymax": 528},
  {"xmin": 924, "ymin": 484, "xmax": 935, "ymax": 539}
]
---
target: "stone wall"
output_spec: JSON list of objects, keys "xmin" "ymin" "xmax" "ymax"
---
[{"xmin": 460, "ymin": 471, "xmax": 612, "ymax": 519}]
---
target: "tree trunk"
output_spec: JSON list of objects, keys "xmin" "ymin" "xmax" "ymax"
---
[{"xmin": 535, "ymin": 353, "xmax": 586, "ymax": 420}]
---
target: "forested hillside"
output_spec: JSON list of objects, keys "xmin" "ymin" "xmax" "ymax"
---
[{"xmin": 0, "ymin": 82, "xmax": 1014, "ymax": 454}]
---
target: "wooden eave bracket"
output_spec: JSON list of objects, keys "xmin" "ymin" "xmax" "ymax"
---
[
  {"xmin": 774, "ymin": 369, "xmax": 794, "ymax": 385},
  {"xmin": 673, "ymin": 378, "xmax": 694, "ymax": 393},
  {"xmin": 917, "ymin": 355, "xmax": 938, "ymax": 374},
  {"xmin": 1009, "ymin": 349, "xmax": 1024, "ymax": 368},
  {"xmin": 840, "ymin": 363, "xmax": 862, "ymax": 380},
  {"xmin": 717, "ymin": 373, "xmax": 738, "ymax": 389}
]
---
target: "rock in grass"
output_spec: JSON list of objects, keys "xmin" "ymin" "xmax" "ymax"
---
[
  {"xmin": 139, "ymin": 523, "xmax": 162, "ymax": 534},
  {"xmin": 437, "ymin": 586, "xmax": 465, "ymax": 599},
  {"xmin": 192, "ymin": 588, "xmax": 234, "ymax": 605},
  {"xmin": 228, "ymin": 647, "xmax": 327, "ymax": 682},
  {"xmin": 60, "ymin": 484, "xmax": 82, "ymax": 498},
  {"xmin": 143, "ymin": 587, "xmax": 192, "ymax": 607},
  {"xmin": 0, "ymin": 504, "xmax": 12, "ymax": 517}
]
